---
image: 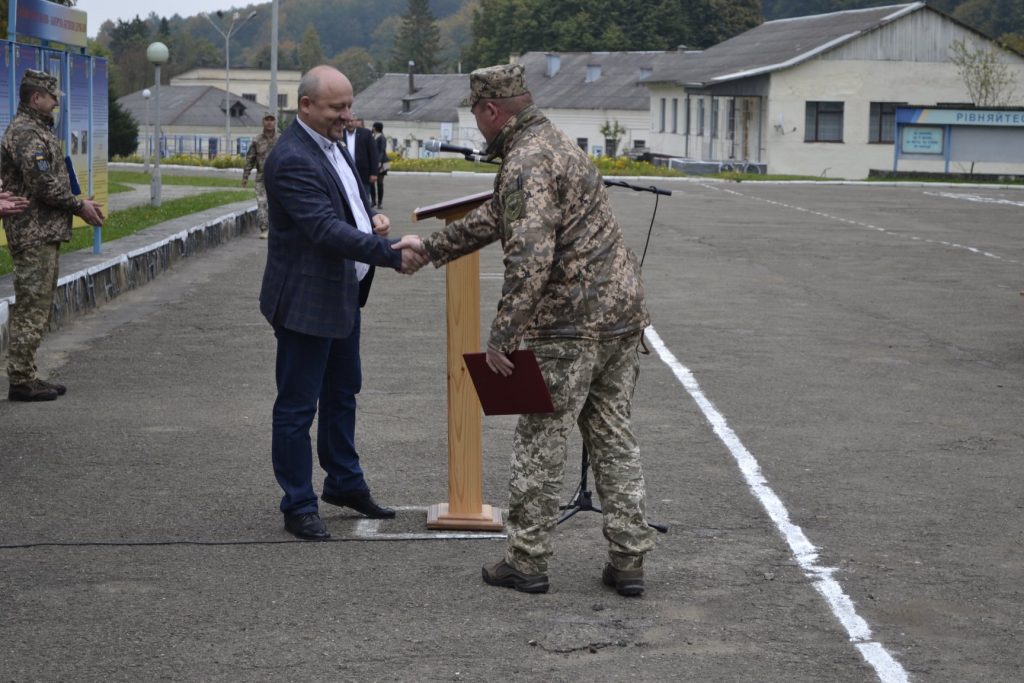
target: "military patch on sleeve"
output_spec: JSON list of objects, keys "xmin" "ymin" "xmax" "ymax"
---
[
  {"xmin": 33, "ymin": 151, "xmax": 49, "ymax": 172},
  {"xmin": 503, "ymin": 174, "xmax": 525, "ymax": 222},
  {"xmin": 504, "ymin": 189, "xmax": 525, "ymax": 222}
]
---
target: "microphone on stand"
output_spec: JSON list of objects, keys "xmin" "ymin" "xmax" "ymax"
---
[
  {"xmin": 423, "ymin": 140, "xmax": 672, "ymax": 196},
  {"xmin": 424, "ymin": 139, "xmax": 485, "ymax": 158}
]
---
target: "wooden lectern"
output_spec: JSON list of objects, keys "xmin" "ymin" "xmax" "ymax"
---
[{"xmin": 413, "ymin": 190, "xmax": 504, "ymax": 531}]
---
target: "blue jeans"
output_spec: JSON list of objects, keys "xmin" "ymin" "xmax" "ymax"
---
[{"xmin": 271, "ymin": 313, "xmax": 368, "ymax": 515}]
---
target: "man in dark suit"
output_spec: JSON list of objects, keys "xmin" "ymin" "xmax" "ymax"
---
[
  {"xmin": 260, "ymin": 65, "xmax": 425, "ymax": 540},
  {"xmin": 343, "ymin": 116, "xmax": 378, "ymax": 195}
]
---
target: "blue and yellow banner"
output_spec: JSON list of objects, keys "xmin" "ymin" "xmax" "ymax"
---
[
  {"xmin": 897, "ymin": 107, "xmax": 1024, "ymax": 127},
  {"xmin": 12, "ymin": 0, "xmax": 87, "ymax": 49}
]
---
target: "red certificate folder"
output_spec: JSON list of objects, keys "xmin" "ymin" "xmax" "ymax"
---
[{"xmin": 463, "ymin": 350, "xmax": 556, "ymax": 416}]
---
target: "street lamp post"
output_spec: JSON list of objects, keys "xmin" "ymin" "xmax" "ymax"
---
[
  {"xmin": 147, "ymin": 42, "xmax": 169, "ymax": 207},
  {"xmin": 203, "ymin": 10, "xmax": 258, "ymax": 157},
  {"xmin": 142, "ymin": 88, "xmax": 151, "ymax": 173},
  {"xmin": 269, "ymin": 0, "xmax": 278, "ymax": 120}
]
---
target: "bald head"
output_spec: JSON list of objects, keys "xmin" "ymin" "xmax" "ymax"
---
[{"xmin": 298, "ymin": 65, "xmax": 354, "ymax": 141}]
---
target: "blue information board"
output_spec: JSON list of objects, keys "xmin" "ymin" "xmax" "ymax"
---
[{"xmin": 901, "ymin": 126, "xmax": 944, "ymax": 154}]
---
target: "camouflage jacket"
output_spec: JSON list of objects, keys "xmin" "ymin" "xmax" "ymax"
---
[
  {"xmin": 1, "ymin": 104, "xmax": 81, "ymax": 254},
  {"xmin": 423, "ymin": 105, "xmax": 649, "ymax": 353},
  {"xmin": 243, "ymin": 131, "xmax": 278, "ymax": 183}
]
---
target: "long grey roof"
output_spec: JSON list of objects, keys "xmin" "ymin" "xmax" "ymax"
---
[
  {"xmin": 647, "ymin": 2, "xmax": 924, "ymax": 86},
  {"xmin": 117, "ymin": 86, "xmax": 272, "ymax": 128},
  {"xmin": 516, "ymin": 51, "xmax": 693, "ymax": 110},
  {"xmin": 354, "ymin": 74, "xmax": 467, "ymax": 124},
  {"xmin": 355, "ymin": 51, "xmax": 701, "ymax": 121}
]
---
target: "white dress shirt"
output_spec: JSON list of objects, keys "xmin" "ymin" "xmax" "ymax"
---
[{"xmin": 296, "ymin": 118, "xmax": 373, "ymax": 281}]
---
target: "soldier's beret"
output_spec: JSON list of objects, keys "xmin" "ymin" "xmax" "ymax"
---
[{"xmin": 469, "ymin": 63, "xmax": 528, "ymax": 108}]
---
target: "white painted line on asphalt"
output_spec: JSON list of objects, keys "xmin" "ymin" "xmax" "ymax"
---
[
  {"xmin": 709, "ymin": 184, "xmax": 1021, "ymax": 266},
  {"xmin": 923, "ymin": 190, "xmax": 1024, "ymax": 208},
  {"xmin": 644, "ymin": 325, "xmax": 909, "ymax": 683}
]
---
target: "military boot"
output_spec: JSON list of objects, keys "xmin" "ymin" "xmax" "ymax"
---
[
  {"xmin": 8, "ymin": 379, "xmax": 59, "ymax": 402},
  {"xmin": 38, "ymin": 379, "xmax": 67, "ymax": 396},
  {"xmin": 482, "ymin": 559, "xmax": 549, "ymax": 594},
  {"xmin": 602, "ymin": 563, "xmax": 644, "ymax": 597}
]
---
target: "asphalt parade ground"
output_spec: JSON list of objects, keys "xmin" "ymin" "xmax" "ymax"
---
[{"xmin": 2, "ymin": 174, "xmax": 1022, "ymax": 681}]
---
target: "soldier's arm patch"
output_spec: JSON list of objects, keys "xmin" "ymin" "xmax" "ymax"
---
[
  {"xmin": 503, "ymin": 174, "xmax": 526, "ymax": 222},
  {"xmin": 33, "ymin": 151, "xmax": 49, "ymax": 172}
]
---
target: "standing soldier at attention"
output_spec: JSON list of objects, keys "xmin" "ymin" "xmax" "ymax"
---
[
  {"xmin": 2, "ymin": 69, "xmax": 105, "ymax": 402},
  {"xmin": 403, "ymin": 63, "xmax": 656, "ymax": 596},
  {"xmin": 242, "ymin": 113, "xmax": 278, "ymax": 239}
]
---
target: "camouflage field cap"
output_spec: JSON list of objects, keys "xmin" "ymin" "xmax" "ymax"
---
[
  {"xmin": 22, "ymin": 69, "xmax": 62, "ymax": 97},
  {"xmin": 469, "ymin": 63, "xmax": 528, "ymax": 107},
  {"xmin": 262, "ymin": 113, "xmax": 276, "ymax": 120}
]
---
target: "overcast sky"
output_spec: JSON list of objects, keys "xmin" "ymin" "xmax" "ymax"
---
[{"xmin": 76, "ymin": 0, "xmax": 223, "ymax": 35}]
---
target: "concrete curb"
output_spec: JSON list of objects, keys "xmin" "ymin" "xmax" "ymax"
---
[{"xmin": 0, "ymin": 203, "xmax": 257, "ymax": 358}]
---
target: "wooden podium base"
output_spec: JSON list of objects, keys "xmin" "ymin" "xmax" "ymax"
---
[{"xmin": 426, "ymin": 503, "xmax": 504, "ymax": 531}]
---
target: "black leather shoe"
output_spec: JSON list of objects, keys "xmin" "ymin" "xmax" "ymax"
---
[
  {"xmin": 321, "ymin": 490, "xmax": 396, "ymax": 518},
  {"xmin": 284, "ymin": 512, "xmax": 330, "ymax": 540}
]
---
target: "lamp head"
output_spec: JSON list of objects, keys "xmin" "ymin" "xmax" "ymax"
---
[
  {"xmin": 146, "ymin": 42, "xmax": 169, "ymax": 65},
  {"xmin": 143, "ymin": 88, "xmax": 151, "ymax": 99}
]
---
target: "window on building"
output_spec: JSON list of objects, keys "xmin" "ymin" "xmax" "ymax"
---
[
  {"xmin": 685, "ymin": 96, "xmax": 691, "ymax": 135},
  {"xmin": 546, "ymin": 54, "xmax": 561, "ymax": 78},
  {"xmin": 869, "ymin": 102, "xmax": 901, "ymax": 143},
  {"xmin": 805, "ymin": 101, "xmax": 844, "ymax": 142},
  {"xmin": 698, "ymin": 99, "xmax": 705, "ymax": 135},
  {"xmin": 577, "ymin": 137, "xmax": 588, "ymax": 151},
  {"xmin": 277, "ymin": 93, "xmax": 288, "ymax": 108},
  {"xmin": 659, "ymin": 98, "xmax": 666, "ymax": 132},
  {"xmin": 710, "ymin": 99, "xmax": 719, "ymax": 139},
  {"xmin": 242, "ymin": 93, "xmax": 257, "ymax": 102},
  {"xmin": 633, "ymin": 140, "xmax": 646, "ymax": 149},
  {"xmin": 671, "ymin": 98, "xmax": 678, "ymax": 134},
  {"xmin": 585, "ymin": 65, "xmax": 601, "ymax": 83},
  {"xmin": 728, "ymin": 99, "xmax": 736, "ymax": 139}
]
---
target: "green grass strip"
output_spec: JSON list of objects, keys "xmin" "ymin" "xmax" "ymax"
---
[
  {"xmin": 110, "ymin": 170, "xmax": 247, "ymax": 188},
  {"xmin": 1, "ymin": 190, "xmax": 253, "ymax": 276}
]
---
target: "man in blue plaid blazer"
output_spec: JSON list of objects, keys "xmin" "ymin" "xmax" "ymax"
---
[{"xmin": 259, "ymin": 65, "xmax": 425, "ymax": 540}]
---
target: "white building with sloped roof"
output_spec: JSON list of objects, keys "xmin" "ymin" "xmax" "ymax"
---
[
  {"xmin": 644, "ymin": 2, "xmax": 1024, "ymax": 178},
  {"xmin": 355, "ymin": 52, "xmax": 695, "ymax": 160},
  {"xmin": 118, "ymin": 85, "xmax": 273, "ymax": 158}
]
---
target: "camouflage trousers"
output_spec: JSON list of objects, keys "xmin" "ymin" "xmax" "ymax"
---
[
  {"xmin": 7, "ymin": 243, "xmax": 59, "ymax": 385},
  {"xmin": 505, "ymin": 332, "xmax": 655, "ymax": 575},
  {"xmin": 254, "ymin": 179, "xmax": 269, "ymax": 233}
]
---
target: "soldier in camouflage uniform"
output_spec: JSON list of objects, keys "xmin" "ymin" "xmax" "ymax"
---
[
  {"xmin": 1, "ymin": 70, "xmax": 105, "ymax": 402},
  {"xmin": 414, "ymin": 63, "xmax": 656, "ymax": 596},
  {"xmin": 242, "ymin": 113, "xmax": 278, "ymax": 239}
]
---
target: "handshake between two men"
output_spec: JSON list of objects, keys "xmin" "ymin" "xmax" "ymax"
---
[
  {"xmin": 363, "ymin": 211, "xmax": 427, "ymax": 275},
  {"xmin": 390, "ymin": 234, "xmax": 429, "ymax": 275}
]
